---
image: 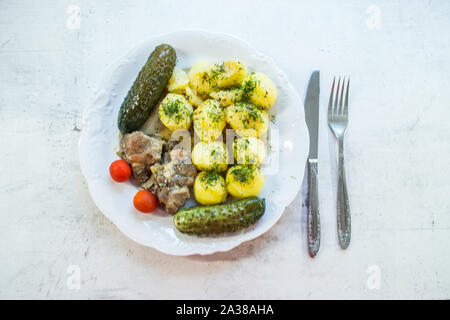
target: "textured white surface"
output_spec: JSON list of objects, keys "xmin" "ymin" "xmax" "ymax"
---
[{"xmin": 0, "ymin": 0, "xmax": 449, "ymax": 299}]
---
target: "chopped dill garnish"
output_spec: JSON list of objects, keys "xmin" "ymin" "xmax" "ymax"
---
[
  {"xmin": 207, "ymin": 103, "xmax": 223, "ymax": 123},
  {"xmin": 200, "ymin": 170, "xmax": 221, "ymax": 189},
  {"xmin": 247, "ymin": 108, "xmax": 260, "ymax": 122},
  {"xmin": 233, "ymin": 138, "xmax": 249, "ymax": 159},
  {"xmin": 241, "ymin": 81, "xmax": 256, "ymax": 101},
  {"xmin": 162, "ymin": 97, "xmax": 192, "ymax": 124},
  {"xmin": 231, "ymin": 165, "xmax": 255, "ymax": 184},
  {"xmin": 241, "ymin": 73, "xmax": 260, "ymax": 102},
  {"xmin": 270, "ymin": 114, "xmax": 276, "ymax": 124},
  {"xmin": 243, "ymin": 138, "xmax": 249, "ymax": 150},
  {"xmin": 163, "ymin": 99, "xmax": 181, "ymax": 116},
  {"xmin": 201, "ymin": 63, "xmax": 225, "ymax": 90},
  {"xmin": 210, "ymin": 63, "xmax": 225, "ymax": 80},
  {"xmin": 235, "ymin": 102, "xmax": 262, "ymax": 127}
]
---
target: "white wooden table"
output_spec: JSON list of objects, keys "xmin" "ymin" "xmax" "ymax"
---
[{"xmin": 1, "ymin": 0, "xmax": 449, "ymax": 299}]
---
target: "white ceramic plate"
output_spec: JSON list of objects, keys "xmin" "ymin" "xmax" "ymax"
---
[{"xmin": 79, "ymin": 30, "xmax": 308, "ymax": 256}]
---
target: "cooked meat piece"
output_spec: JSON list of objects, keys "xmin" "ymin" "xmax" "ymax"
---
[
  {"xmin": 155, "ymin": 185, "xmax": 190, "ymax": 215},
  {"xmin": 142, "ymin": 173, "xmax": 190, "ymax": 215},
  {"xmin": 119, "ymin": 131, "xmax": 165, "ymax": 183},
  {"xmin": 164, "ymin": 186, "xmax": 190, "ymax": 215},
  {"xmin": 120, "ymin": 131, "xmax": 165, "ymax": 164},
  {"xmin": 142, "ymin": 146, "xmax": 197, "ymax": 214},
  {"xmin": 130, "ymin": 163, "xmax": 150, "ymax": 183},
  {"xmin": 169, "ymin": 148, "xmax": 197, "ymax": 186}
]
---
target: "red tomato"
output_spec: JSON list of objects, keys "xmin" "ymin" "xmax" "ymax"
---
[
  {"xmin": 109, "ymin": 160, "xmax": 131, "ymax": 182},
  {"xmin": 133, "ymin": 190, "xmax": 158, "ymax": 213}
]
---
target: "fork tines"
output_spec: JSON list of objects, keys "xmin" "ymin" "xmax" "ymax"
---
[{"xmin": 328, "ymin": 77, "xmax": 350, "ymax": 122}]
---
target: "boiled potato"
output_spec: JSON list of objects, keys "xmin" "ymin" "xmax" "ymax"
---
[
  {"xmin": 158, "ymin": 93, "xmax": 193, "ymax": 131},
  {"xmin": 185, "ymin": 86, "xmax": 203, "ymax": 107},
  {"xmin": 226, "ymin": 102, "xmax": 269, "ymax": 138},
  {"xmin": 241, "ymin": 72, "xmax": 277, "ymax": 109},
  {"xmin": 209, "ymin": 88, "xmax": 242, "ymax": 107},
  {"xmin": 167, "ymin": 67, "xmax": 189, "ymax": 93},
  {"xmin": 191, "ymin": 141, "xmax": 228, "ymax": 172},
  {"xmin": 188, "ymin": 60, "xmax": 218, "ymax": 97},
  {"xmin": 193, "ymin": 99, "xmax": 226, "ymax": 142},
  {"xmin": 188, "ymin": 60, "xmax": 247, "ymax": 97},
  {"xmin": 226, "ymin": 165, "xmax": 264, "ymax": 198},
  {"xmin": 233, "ymin": 137, "xmax": 266, "ymax": 166},
  {"xmin": 216, "ymin": 60, "xmax": 247, "ymax": 88},
  {"xmin": 194, "ymin": 171, "xmax": 228, "ymax": 205}
]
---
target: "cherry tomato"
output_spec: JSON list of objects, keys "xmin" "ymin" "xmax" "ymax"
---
[
  {"xmin": 109, "ymin": 160, "xmax": 131, "ymax": 182},
  {"xmin": 133, "ymin": 190, "xmax": 158, "ymax": 213}
]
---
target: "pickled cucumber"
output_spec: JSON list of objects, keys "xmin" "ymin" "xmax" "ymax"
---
[
  {"xmin": 173, "ymin": 197, "xmax": 265, "ymax": 236},
  {"xmin": 118, "ymin": 44, "xmax": 176, "ymax": 134}
]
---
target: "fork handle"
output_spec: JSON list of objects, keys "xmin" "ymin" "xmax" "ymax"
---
[
  {"xmin": 307, "ymin": 159, "xmax": 321, "ymax": 257},
  {"xmin": 337, "ymin": 139, "xmax": 351, "ymax": 249}
]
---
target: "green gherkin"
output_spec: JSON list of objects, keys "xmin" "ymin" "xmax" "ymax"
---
[
  {"xmin": 118, "ymin": 44, "xmax": 176, "ymax": 134},
  {"xmin": 174, "ymin": 197, "xmax": 265, "ymax": 236}
]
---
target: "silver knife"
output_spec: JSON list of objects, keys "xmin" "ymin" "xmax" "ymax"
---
[{"xmin": 304, "ymin": 71, "xmax": 321, "ymax": 258}]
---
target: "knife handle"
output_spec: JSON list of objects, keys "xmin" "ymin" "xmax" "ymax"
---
[
  {"xmin": 306, "ymin": 159, "xmax": 321, "ymax": 257},
  {"xmin": 337, "ymin": 139, "xmax": 351, "ymax": 249}
]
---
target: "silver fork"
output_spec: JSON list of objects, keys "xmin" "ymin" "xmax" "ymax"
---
[{"xmin": 328, "ymin": 77, "xmax": 351, "ymax": 249}]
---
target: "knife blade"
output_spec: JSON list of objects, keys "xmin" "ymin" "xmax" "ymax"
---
[{"xmin": 304, "ymin": 71, "xmax": 321, "ymax": 258}]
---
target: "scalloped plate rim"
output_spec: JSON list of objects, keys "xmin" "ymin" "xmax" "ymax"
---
[{"xmin": 78, "ymin": 30, "xmax": 307, "ymax": 256}]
